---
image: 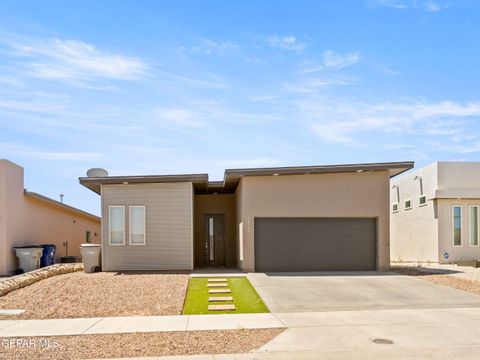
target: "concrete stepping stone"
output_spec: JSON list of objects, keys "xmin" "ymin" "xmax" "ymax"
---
[
  {"xmin": 207, "ymin": 283, "xmax": 228, "ymax": 287},
  {"xmin": 208, "ymin": 296, "xmax": 233, "ymax": 302},
  {"xmin": 208, "ymin": 289, "xmax": 231, "ymax": 294},
  {"xmin": 208, "ymin": 304, "xmax": 236, "ymax": 311},
  {"xmin": 0, "ymin": 310, "xmax": 25, "ymax": 315},
  {"xmin": 208, "ymin": 278, "xmax": 227, "ymax": 282}
]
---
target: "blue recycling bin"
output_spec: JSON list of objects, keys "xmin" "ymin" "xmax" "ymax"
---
[{"xmin": 40, "ymin": 244, "xmax": 57, "ymax": 267}]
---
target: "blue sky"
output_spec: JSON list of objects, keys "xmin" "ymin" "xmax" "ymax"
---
[{"xmin": 0, "ymin": 0, "xmax": 479, "ymax": 215}]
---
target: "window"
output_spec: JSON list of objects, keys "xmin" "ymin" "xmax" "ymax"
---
[
  {"xmin": 86, "ymin": 231, "xmax": 91, "ymax": 243},
  {"xmin": 404, "ymin": 199, "xmax": 412, "ymax": 210},
  {"xmin": 392, "ymin": 203, "xmax": 399, "ymax": 213},
  {"xmin": 109, "ymin": 206, "xmax": 125, "ymax": 245},
  {"xmin": 419, "ymin": 195, "xmax": 427, "ymax": 206},
  {"xmin": 470, "ymin": 206, "xmax": 479, "ymax": 246},
  {"xmin": 129, "ymin": 206, "xmax": 146, "ymax": 245},
  {"xmin": 453, "ymin": 205, "xmax": 462, "ymax": 246},
  {"xmin": 208, "ymin": 217, "xmax": 214, "ymax": 261}
]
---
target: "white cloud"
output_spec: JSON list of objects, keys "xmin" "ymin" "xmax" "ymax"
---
[
  {"xmin": 283, "ymin": 76, "xmax": 358, "ymax": 93},
  {"xmin": 300, "ymin": 98, "xmax": 480, "ymax": 145},
  {"xmin": 299, "ymin": 50, "xmax": 360, "ymax": 73},
  {"xmin": 156, "ymin": 108, "xmax": 206, "ymax": 128},
  {"xmin": 424, "ymin": 1, "xmax": 441, "ymax": 12},
  {"xmin": 0, "ymin": 142, "xmax": 102, "ymax": 161},
  {"xmin": 3, "ymin": 36, "xmax": 146, "ymax": 86},
  {"xmin": 267, "ymin": 35, "xmax": 305, "ymax": 51},
  {"xmin": 190, "ymin": 38, "xmax": 239, "ymax": 55},
  {"xmin": 372, "ymin": 0, "xmax": 407, "ymax": 9},
  {"xmin": 372, "ymin": 0, "xmax": 443, "ymax": 12}
]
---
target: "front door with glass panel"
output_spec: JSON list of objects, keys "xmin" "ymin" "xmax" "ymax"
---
[{"xmin": 204, "ymin": 214, "xmax": 225, "ymax": 266}]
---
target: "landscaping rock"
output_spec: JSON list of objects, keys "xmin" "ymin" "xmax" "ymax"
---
[{"xmin": 0, "ymin": 263, "xmax": 83, "ymax": 297}]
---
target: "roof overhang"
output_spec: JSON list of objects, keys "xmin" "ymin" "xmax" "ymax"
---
[
  {"xmin": 79, "ymin": 174, "xmax": 209, "ymax": 195},
  {"xmin": 79, "ymin": 161, "xmax": 414, "ymax": 195}
]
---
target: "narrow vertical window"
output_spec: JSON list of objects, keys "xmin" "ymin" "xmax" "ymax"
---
[
  {"xmin": 208, "ymin": 217, "xmax": 215, "ymax": 261},
  {"xmin": 109, "ymin": 206, "xmax": 125, "ymax": 245},
  {"xmin": 86, "ymin": 231, "xmax": 91, "ymax": 243},
  {"xmin": 130, "ymin": 206, "xmax": 146, "ymax": 245},
  {"xmin": 453, "ymin": 206, "xmax": 462, "ymax": 246},
  {"xmin": 470, "ymin": 206, "xmax": 479, "ymax": 246}
]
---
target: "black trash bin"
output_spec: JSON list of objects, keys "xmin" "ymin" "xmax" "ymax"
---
[{"xmin": 40, "ymin": 244, "xmax": 56, "ymax": 267}]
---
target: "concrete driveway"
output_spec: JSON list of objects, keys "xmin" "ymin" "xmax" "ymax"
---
[{"xmin": 248, "ymin": 271, "xmax": 480, "ymax": 313}]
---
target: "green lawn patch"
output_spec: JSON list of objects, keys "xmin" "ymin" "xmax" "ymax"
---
[{"xmin": 182, "ymin": 277, "xmax": 269, "ymax": 315}]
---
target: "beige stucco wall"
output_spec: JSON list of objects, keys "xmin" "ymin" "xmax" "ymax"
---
[
  {"xmin": 0, "ymin": 160, "xmax": 100, "ymax": 275},
  {"xmin": 236, "ymin": 171, "xmax": 391, "ymax": 272},
  {"xmin": 437, "ymin": 199, "xmax": 480, "ymax": 262},
  {"xmin": 390, "ymin": 163, "xmax": 439, "ymax": 263},
  {"xmin": 101, "ymin": 182, "xmax": 194, "ymax": 271},
  {"xmin": 194, "ymin": 194, "xmax": 237, "ymax": 268},
  {"xmin": 391, "ymin": 162, "xmax": 480, "ymax": 263}
]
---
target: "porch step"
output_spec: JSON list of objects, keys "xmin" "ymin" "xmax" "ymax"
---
[
  {"xmin": 208, "ymin": 304, "xmax": 236, "ymax": 311},
  {"xmin": 207, "ymin": 283, "xmax": 228, "ymax": 287},
  {"xmin": 208, "ymin": 278, "xmax": 228, "ymax": 282},
  {"xmin": 208, "ymin": 296, "xmax": 233, "ymax": 302},
  {"xmin": 208, "ymin": 289, "xmax": 231, "ymax": 294}
]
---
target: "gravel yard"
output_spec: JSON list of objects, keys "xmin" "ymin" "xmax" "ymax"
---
[
  {"xmin": 392, "ymin": 266, "xmax": 480, "ymax": 296},
  {"xmin": 0, "ymin": 271, "xmax": 189, "ymax": 320},
  {"xmin": 0, "ymin": 329, "xmax": 283, "ymax": 360}
]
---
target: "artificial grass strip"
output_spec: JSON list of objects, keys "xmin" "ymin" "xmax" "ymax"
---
[{"xmin": 182, "ymin": 277, "xmax": 269, "ymax": 315}]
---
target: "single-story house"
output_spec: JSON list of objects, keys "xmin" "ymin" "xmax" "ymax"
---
[
  {"xmin": 79, "ymin": 161, "xmax": 413, "ymax": 272},
  {"xmin": 391, "ymin": 161, "xmax": 480, "ymax": 264},
  {"xmin": 0, "ymin": 160, "xmax": 101, "ymax": 275}
]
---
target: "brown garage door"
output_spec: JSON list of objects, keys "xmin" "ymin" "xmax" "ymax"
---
[{"xmin": 254, "ymin": 218, "xmax": 377, "ymax": 272}]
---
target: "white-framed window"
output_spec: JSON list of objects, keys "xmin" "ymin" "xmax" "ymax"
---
[
  {"xmin": 392, "ymin": 203, "xmax": 399, "ymax": 213},
  {"xmin": 452, "ymin": 205, "xmax": 462, "ymax": 246},
  {"xmin": 109, "ymin": 206, "xmax": 125, "ymax": 245},
  {"xmin": 419, "ymin": 195, "xmax": 427, "ymax": 206},
  {"xmin": 469, "ymin": 205, "xmax": 479, "ymax": 246},
  {"xmin": 129, "ymin": 206, "xmax": 146, "ymax": 245},
  {"xmin": 404, "ymin": 199, "xmax": 412, "ymax": 210}
]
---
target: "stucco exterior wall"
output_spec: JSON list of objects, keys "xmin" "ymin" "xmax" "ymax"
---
[
  {"xmin": 437, "ymin": 199, "xmax": 480, "ymax": 262},
  {"xmin": 194, "ymin": 194, "xmax": 236, "ymax": 268},
  {"xmin": 391, "ymin": 161, "xmax": 480, "ymax": 263},
  {"xmin": 101, "ymin": 182, "xmax": 194, "ymax": 271},
  {"xmin": 390, "ymin": 163, "xmax": 439, "ymax": 262},
  {"xmin": 0, "ymin": 160, "xmax": 100, "ymax": 275},
  {"xmin": 236, "ymin": 171, "xmax": 391, "ymax": 272},
  {"xmin": 437, "ymin": 162, "xmax": 480, "ymax": 190}
]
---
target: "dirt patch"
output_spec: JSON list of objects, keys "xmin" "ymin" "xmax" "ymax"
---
[
  {"xmin": 392, "ymin": 266, "xmax": 480, "ymax": 296},
  {"xmin": 0, "ymin": 329, "xmax": 283, "ymax": 360},
  {"xmin": 0, "ymin": 271, "xmax": 189, "ymax": 319}
]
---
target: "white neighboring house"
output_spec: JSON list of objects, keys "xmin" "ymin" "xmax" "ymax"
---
[{"xmin": 391, "ymin": 161, "xmax": 480, "ymax": 264}]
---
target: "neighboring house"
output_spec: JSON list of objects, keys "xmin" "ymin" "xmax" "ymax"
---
[
  {"xmin": 391, "ymin": 161, "xmax": 480, "ymax": 264},
  {"xmin": 80, "ymin": 161, "xmax": 413, "ymax": 272},
  {"xmin": 0, "ymin": 160, "xmax": 101, "ymax": 275}
]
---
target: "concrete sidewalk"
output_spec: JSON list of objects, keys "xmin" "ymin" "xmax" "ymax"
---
[
  {"xmin": 0, "ymin": 313, "xmax": 284, "ymax": 337},
  {"xmin": 93, "ymin": 306, "xmax": 480, "ymax": 360},
  {"xmin": 91, "ymin": 347, "xmax": 480, "ymax": 360}
]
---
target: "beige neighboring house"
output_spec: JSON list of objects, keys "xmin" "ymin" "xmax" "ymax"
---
[
  {"xmin": 0, "ymin": 160, "xmax": 101, "ymax": 275},
  {"xmin": 391, "ymin": 161, "xmax": 480, "ymax": 264},
  {"xmin": 79, "ymin": 161, "xmax": 413, "ymax": 272}
]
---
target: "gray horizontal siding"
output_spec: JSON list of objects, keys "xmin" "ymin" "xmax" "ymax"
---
[{"xmin": 102, "ymin": 182, "xmax": 193, "ymax": 271}]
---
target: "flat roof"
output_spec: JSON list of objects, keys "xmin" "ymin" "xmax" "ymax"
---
[
  {"xmin": 80, "ymin": 161, "xmax": 414, "ymax": 195},
  {"xmin": 24, "ymin": 191, "xmax": 101, "ymax": 221}
]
